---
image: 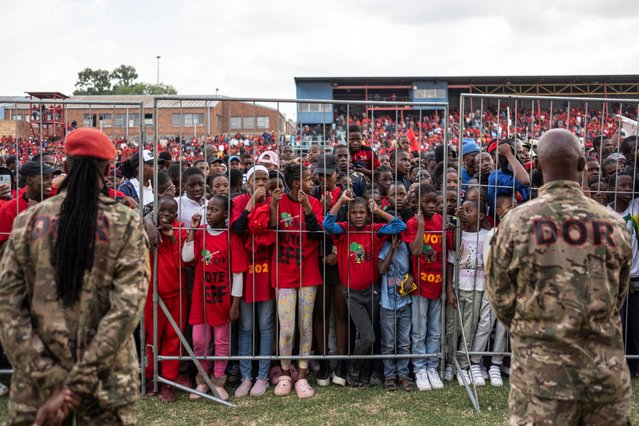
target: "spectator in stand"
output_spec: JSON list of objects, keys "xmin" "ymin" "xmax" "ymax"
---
[
  {"xmin": 228, "ymin": 156, "xmax": 242, "ymax": 171},
  {"xmin": 280, "ymin": 145, "xmax": 294, "ymax": 164},
  {"xmin": 379, "ymin": 154, "xmax": 390, "ymax": 168},
  {"xmin": 0, "ymin": 161, "xmax": 60, "ymax": 248}
]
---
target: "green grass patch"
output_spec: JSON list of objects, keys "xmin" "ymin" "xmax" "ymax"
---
[{"xmin": 2, "ymin": 378, "xmax": 639, "ymax": 425}]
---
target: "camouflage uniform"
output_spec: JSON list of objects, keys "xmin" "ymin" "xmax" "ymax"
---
[
  {"xmin": 485, "ymin": 180, "xmax": 632, "ymax": 426},
  {"xmin": 0, "ymin": 192, "xmax": 149, "ymax": 425}
]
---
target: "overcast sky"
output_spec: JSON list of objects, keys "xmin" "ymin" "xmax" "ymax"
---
[{"xmin": 2, "ymin": 0, "xmax": 638, "ymax": 116}]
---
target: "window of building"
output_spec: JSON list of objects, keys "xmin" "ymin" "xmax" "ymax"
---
[
  {"xmin": 257, "ymin": 116, "xmax": 269, "ymax": 129},
  {"xmin": 184, "ymin": 113, "xmax": 204, "ymax": 127},
  {"xmin": 230, "ymin": 117, "xmax": 242, "ymax": 129},
  {"xmin": 414, "ymin": 88, "xmax": 446, "ymax": 99},
  {"xmin": 300, "ymin": 103, "xmax": 331, "ymax": 113},
  {"xmin": 216, "ymin": 114, "xmax": 223, "ymax": 130},
  {"xmin": 98, "ymin": 114, "xmax": 112, "ymax": 128},
  {"xmin": 83, "ymin": 114, "xmax": 94, "ymax": 128},
  {"xmin": 242, "ymin": 117, "xmax": 255, "ymax": 129},
  {"xmin": 115, "ymin": 113, "xmax": 141, "ymax": 128},
  {"xmin": 172, "ymin": 113, "xmax": 181, "ymax": 127}
]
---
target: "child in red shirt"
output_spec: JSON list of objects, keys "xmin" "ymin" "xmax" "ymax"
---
[
  {"xmin": 323, "ymin": 190, "xmax": 406, "ymax": 387},
  {"xmin": 270, "ymin": 164, "xmax": 323, "ymax": 399},
  {"xmin": 401, "ymin": 184, "xmax": 452, "ymax": 391},
  {"xmin": 230, "ymin": 165, "xmax": 276, "ymax": 398},
  {"xmin": 182, "ymin": 195, "xmax": 248, "ymax": 401},
  {"xmin": 143, "ymin": 197, "xmax": 187, "ymax": 402}
]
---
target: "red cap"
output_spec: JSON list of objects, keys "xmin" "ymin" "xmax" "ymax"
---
[
  {"xmin": 487, "ymin": 141, "xmax": 497, "ymax": 154},
  {"xmin": 64, "ymin": 128, "xmax": 116, "ymax": 161}
]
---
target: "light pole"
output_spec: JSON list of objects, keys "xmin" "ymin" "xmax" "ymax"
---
[{"xmin": 156, "ymin": 56, "xmax": 161, "ymax": 85}]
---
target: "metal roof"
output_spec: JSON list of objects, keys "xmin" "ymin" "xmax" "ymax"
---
[{"xmin": 294, "ymin": 74, "xmax": 639, "ymax": 85}]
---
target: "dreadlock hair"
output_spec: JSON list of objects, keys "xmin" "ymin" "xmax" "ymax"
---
[{"xmin": 54, "ymin": 156, "xmax": 109, "ymax": 306}]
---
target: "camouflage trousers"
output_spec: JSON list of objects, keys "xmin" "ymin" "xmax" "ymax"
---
[{"xmin": 509, "ymin": 385, "xmax": 631, "ymax": 426}]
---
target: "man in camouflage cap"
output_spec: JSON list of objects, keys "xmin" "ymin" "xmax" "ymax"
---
[
  {"xmin": 0, "ymin": 128, "xmax": 149, "ymax": 425},
  {"xmin": 485, "ymin": 128, "xmax": 632, "ymax": 425}
]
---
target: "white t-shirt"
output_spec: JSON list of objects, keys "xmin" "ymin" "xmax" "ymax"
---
[
  {"xmin": 175, "ymin": 194, "xmax": 207, "ymax": 225},
  {"xmin": 608, "ymin": 198, "xmax": 639, "ymax": 279},
  {"xmin": 129, "ymin": 178, "xmax": 154, "ymax": 206},
  {"xmin": 448, "ymin": 229, "xmax": 489, "ymax": 291}
]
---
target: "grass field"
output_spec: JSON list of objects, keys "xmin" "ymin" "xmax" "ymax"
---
[{"xmin": 2, "ymin": 378, "xmax": 639, "ymax": 425}]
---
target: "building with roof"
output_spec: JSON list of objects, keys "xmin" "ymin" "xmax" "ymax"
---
[
  {"xmin": 295, "ymin": 75, "xmax": 639, "ymax": 124},
  {"xmin": 1, "ymin": 94, "xmax": 294, "ymax": 140}
]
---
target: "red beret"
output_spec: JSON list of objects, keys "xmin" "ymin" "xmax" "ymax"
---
[
  {"xmin": 487, "ymin": 141, "xmax": 497, "ymax": 154},
  {"xmin": 64, "ymin": 128, "xmax": 116, "ymax": 161}
]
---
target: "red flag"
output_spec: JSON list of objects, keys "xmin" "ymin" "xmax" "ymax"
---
[{"xmin": 406, "ymin": 128, "xmax": 419, "ymax": 152}]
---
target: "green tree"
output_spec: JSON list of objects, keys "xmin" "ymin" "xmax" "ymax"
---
[
  {"xmin": 73, "ymin": 65, "xmax": 178, "ymax": 95},
  {"xmin": 144, "ymin": 83, "xmax": 177, "ymax": 95},
  {"xmin": 111, "ymin": 65, "xmax": 139, "ymax": 88},
  {"xmin": 73, "ymin": 68, "xmax": 112, "ymax": 95}
]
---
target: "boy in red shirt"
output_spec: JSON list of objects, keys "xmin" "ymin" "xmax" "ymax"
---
[
  {"xmin": 402, "ymin": 184, "xmax": 452, "ymax": 391},
  {"xmin": 349, "ymin": 125, "xmax": 380, "ymax": 177},
  {"xmin": 0, "ymin": 161, "xmax": 59, "ymax": 247},
  {"xmin": 143, "ymin": 197, "xmax": 187, "ymax": 402},
  {"xmin": 323, "ymin": 190, "xmax": 406, "ymax": 387}
]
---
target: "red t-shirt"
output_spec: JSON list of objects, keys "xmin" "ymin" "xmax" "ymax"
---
[
  {"xmin": 351, "ymin": 146, "xmax": 380, "ymax": 171},
  {"xmin": 149, "ymin": 221, "xmax": 188, "ymax": 299},
  {"xmin": 272, "ymin": 194, "xmax": 323, "ymax": 288},
  {"xmin": 231, "ymin": 194, "xmax": 275, "ymax": 303},
  {"xmin": 189, "ymin": 228, "xmax": 248, "ymax": 326},
  {"xmin": 332, "ymin": 223, "xmax": 388, "ymax": 291},
  {"xmin": 401, "ymin": 214, "xmax": 452, "ymax": 299},
  {"xmin": 0, "ymin": 191, "xmax": 29, "ymax": 243}
]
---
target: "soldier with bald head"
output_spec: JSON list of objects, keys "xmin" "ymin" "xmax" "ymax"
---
[{"xmin": 486, "ymin": 129, "xmax": 632, "ymax": 425}]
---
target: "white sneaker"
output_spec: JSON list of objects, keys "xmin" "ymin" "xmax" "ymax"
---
[
  {"xmin": 480, "ymin": 363, "xmax": 489, "ymax": 380},
  {"xmin": 415, "ymin": 369, "xmax": 431, "ymax": 391},
  {"xmin": 489, "ymin": 365, "xmax": 503, "ymax": 387},
  {"xmin": 0, "ymin": 381, "xmax": 8, "ymax": 397},
  {"xmin": 427, "ymin": 368, "xmax": 444, "ymax": 390},
  {"xmin": 444, "ymin": 364, "xmax": 453, "ymax": 382},
  {"xmin": 456, "ymin": 369, "xmax": 471, "ymax": 386},
  {"xmin": 470, "ymin": 364, "xmax": 486, "ymax": 386}
]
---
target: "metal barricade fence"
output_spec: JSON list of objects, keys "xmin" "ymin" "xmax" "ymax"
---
[{"xmin": 0, "ymin": 93, "xmax": 637, "ymax": 412}]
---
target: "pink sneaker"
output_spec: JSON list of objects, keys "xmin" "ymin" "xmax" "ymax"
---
[
  {"xmin": 235, "ymin": 378, "xmax": 252, "ymax": 398},
  {"xmin": 250, "ymin": 379, "xmax": 269, "ymax": 397},
  {"xmin": 295, "ymin": 378, "xmax": 315, "ymax": 399}
]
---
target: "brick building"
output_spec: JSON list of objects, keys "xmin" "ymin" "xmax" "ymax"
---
[{"xmin": 1, "ymin": 94, "xmax": 294, "ymax": 140}]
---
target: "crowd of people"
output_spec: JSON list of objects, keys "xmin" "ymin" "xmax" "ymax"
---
[{"xmin": 0, "ymin": 109, "xmax": 637, "ymax": 407}]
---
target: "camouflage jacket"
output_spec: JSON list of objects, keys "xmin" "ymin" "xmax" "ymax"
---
[
  {"xmin": 0, "ymin": 192, "xmax": 149, "ymax": 408},
  {"xmin": 485, "ymin": 180, "xmax": 632, "ymax": 402}
]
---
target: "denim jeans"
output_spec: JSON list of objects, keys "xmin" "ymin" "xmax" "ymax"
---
[
  {"xmin": 380, "ymin": 305, "xmax": 412, "ymax": 379},
  {"xmin": 238, "ymin": 299, "xmax": 275, "ymax": 381},
  {"xmin": 411, "ymin": 295, "xmax": 442, "ymax": 371}
]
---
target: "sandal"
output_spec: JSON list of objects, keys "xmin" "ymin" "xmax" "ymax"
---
[
  {"xmin": 399, "ymin": 377, "xmax": 416, "ymax": 392},
  {"xmin": 384, "ymin": 377, "xmax": 398, "ymax": 392},
  {"xmin": 295, "ymin": 378, "xmax": 315, "ymax": 399},
  {"xmin": 274, "ymin": 375, "xmax": 293, "ymax": 396}
]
